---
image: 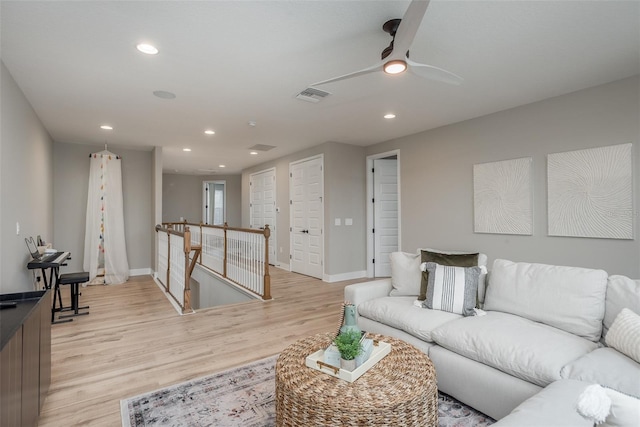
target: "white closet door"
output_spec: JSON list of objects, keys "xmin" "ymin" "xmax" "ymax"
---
[
  {"xmin": 250, "ymin": 168, "xmax": 276, "ymax": 264},
  {"xmin": 373, "ymin": 159, "xmax": 398, "ymax": 277},
  {"xmin": 290, "ymin": 156, "xmax": 324, "ymax": 279}
]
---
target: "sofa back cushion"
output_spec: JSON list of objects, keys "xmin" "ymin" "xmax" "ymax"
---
[
  {"xmin": 388, "ymin": 252, "xmax": 422, "ymax": 296},
  {"xmin": 483, "ymin": 259, "xmax": 608, "ymax": 342},
  {"xmin": 603, "ymin": 275, "xmax": 640, "ymax": 338}
]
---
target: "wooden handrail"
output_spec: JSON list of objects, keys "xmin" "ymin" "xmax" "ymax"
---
[{"xmin": 157, "ymin": 221, "xmax": 272, "ymax": 302}]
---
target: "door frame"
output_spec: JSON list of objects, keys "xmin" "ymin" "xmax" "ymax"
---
[
  {"xmin": 202, "ymin": 180, "xmax": 226, "ymax": 225},
  {"xmin": 249, "ymin": 167, "xmax": 277, "ymax": 266},
  {"xmin": 366, "ymin": 150, "xmax": 401, "ymax": 278},
  {"xmin": 289, "ymin": 154, "xmax": 324, "ymax": 278}
]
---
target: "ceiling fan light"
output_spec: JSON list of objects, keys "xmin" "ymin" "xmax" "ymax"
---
[{"xmin": 384, "ymin": 60, "xmax": 407, "ymax": 75}]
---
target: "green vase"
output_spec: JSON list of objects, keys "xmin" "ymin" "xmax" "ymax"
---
[{"xmin": 340, "ymin": 304, "xmax": 361, "ymax": 335}]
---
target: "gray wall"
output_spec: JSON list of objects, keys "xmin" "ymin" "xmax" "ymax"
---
[
  {"xmin": 53, "ymin": 142, "xmax": 153, "ymax": 273},
  {"xmin": 241, "ymin": 142, "xmax": 366, "ymax": 277},
  {"xmin": 162, "ymin": 173, "xmax": 241, "ymax": 226},
  {"xmin": 1, "ymin": 61, "xmax": 55, "ymax": 293},
  {"xmin": 367, "ymin": 76, "xmax": 640, "ymax": 278}
]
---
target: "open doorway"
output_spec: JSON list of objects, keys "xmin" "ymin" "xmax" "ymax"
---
[
  {"xmin": 203, "ymin": 180, "xmax": 226, "ymax": 225},
  {"xmin": 366, "ymin": 150, "xmax": 400, "ymax": 278}
]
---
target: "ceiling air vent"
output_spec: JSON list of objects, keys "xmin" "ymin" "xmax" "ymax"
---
[
  {"xmin": 296, "ymin": 87, "xmax": 331, "ymax": 103},
  {"xmin": 249, "ymin": 144, "xmax": 276, "ymax": 152}
]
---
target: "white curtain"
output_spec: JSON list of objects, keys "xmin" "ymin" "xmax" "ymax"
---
[{"xmin": 83, "ymin": 150, "xmax": 129, "ymax": 284}]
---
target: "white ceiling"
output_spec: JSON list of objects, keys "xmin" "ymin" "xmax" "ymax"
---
[{"xmin": 2, "ymin": 1, "xmax": 638, "ymax": 174}]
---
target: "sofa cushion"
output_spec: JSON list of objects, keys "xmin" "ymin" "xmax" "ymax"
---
[
  {"xmin": 357, "ymin": 296, "xmax": 461, "ymax": 342},
  {"xmin": 483, "ymin": 259, "xmax": 608, "ymax": 342},
  {"xmin": 423, "ymin": 262, "xmax": 480, "ymax": 316},
  {"xmin": 431, "ymin": 311, "xmax": 598, "ymax": 387},
  {"xmin": 561, "ymin": 347, "xmax": 640, "ymax": 398},
  {"xmin": 606, "ymin": 308, "xmax": 640, "ymax": 364},
  {"xmin": 604, "ymin": 275, "xmax": 640, "ymax": 338},
  {"xmin": 388, "ymin": 252, "xmax": 422, "ymax": 297},
  {"xmin": 492, "ymin": 379, "xmax": 592, "ymax": 427}
]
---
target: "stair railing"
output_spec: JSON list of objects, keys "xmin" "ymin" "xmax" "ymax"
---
[
  {"xmin": 157, "ymin": 221, "xmax": 271, "ymax": 301},
  {"xmin": 155, "ymin": 224, "xmax": 202, "ymax": 313}
]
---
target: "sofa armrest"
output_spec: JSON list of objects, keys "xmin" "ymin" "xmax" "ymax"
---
[{"xmin": 344, "ymin": 278, "xmax": 392, "ymax": 308}]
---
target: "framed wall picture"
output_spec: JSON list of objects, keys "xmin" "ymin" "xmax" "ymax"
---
[
  {"xmin": 547, "ymin": 143, "xmax": 633, "ymax": 239},
  {"xmin": 473, "ymin": 157, "xmax": 533, "ymax": 235}
]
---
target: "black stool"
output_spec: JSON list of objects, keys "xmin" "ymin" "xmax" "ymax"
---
[{"xmin": 53, "ymin": 272, "xmax": 90, "ymax": 323}]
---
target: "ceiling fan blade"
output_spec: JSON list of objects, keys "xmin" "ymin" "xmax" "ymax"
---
[
  {"xmin": 407, "ymin": 58, "xmax": 463, "ymax": 86},
  {"xmin": 311, "ymin": 62, "xmax": 383, "ymax": 86},
  {"xmin": 391, "ymin": 0, "xmax": 431, "ymax": 59}
]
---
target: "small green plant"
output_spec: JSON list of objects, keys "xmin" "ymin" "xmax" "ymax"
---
[{"xmin": 333, "ymin": 330, "xmax": 362, "ymax": 361}]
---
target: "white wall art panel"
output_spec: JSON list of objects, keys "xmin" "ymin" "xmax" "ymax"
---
[
  {"xmin": 547, "ymin": 143, "xmax": 633, "ymax": 239},
  {"xmin": 474, "ymin": 157, "xmax": 533, "ymax": 235}
]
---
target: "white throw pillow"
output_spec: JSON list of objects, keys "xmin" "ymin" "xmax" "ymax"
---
[
  {"xmin": 578, "ymin": 384, "xmax": 640, "ymax": 427},
  {"xmin": 602, "ymin": 387, "xmax": 640, "ymax": 427},
  {"xmin": 606, "ymin": 308, "xmax": 640, "ymax": 364},
  {"xmin": 603, "ymin": 275, "xmax": 640, "ymax": 338},
  {"xmin": 388, "ymin": 252, "xmax": 421, "ymax": 297}
]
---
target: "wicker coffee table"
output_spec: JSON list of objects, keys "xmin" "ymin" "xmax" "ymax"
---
[{"xmin": 275, "ymin": 333, "xmax": 438, "ymax": 426}]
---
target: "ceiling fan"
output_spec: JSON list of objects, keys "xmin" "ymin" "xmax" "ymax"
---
[{"xmin": 311, "ymin": 0, "xmax": 462, "ymax": 87}]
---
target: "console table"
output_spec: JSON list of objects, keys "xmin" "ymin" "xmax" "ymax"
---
[{"xmin": 0, "ymin": 290, "xmax": 52, "ymax": 427}]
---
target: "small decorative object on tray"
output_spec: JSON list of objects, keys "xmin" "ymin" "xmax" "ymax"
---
[
  {"xmin": 306, "ymin": 338, "xmax": 392, "ymax": 382},
  {"xmin": 323, "ymin": 343, "xmax": 341, "ymax": 368}
]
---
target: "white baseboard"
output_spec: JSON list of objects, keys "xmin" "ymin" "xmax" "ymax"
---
[
  {"xmin": 130, "ymin": 268, "xmax": 152, "ymax": 276},
  {"xmin": 323, "ymin": 270, "xmax": 367, "ymax": 283},
  {"xmin": 273, "ymin": 263, "xmax": 290, "ymax": 271}
]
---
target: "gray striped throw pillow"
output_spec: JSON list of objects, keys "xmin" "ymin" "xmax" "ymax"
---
[{"xmin": 423, "ymin": 262, "xmax": 480, "ymax": 316}]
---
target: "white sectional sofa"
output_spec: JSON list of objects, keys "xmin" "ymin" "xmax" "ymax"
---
[{"xmin": 345, "ymin": 253, "xmax": 640, "ymax": 424}]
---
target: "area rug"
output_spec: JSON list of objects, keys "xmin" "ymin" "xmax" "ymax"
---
[{"xmin": 121, "ymin": 355, "xmax": 495, "ymax": 426}]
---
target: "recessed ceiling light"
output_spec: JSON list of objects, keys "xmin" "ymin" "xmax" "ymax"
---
[
  {"xmin": 136, "ymin": 43, "xmax": 158, "ymax": 55},
  {"xmin": 204, "ymin": 130, "xmax": 215, "ymax": 135},
  {"xmin": 100, "ymin": 125, "xmax": 113, "ymax": 130},
  {"xmin": 153, "ymin": 90, "xmax": 176, "ymax": 99},
  {"xmin": 183, "ymin": 148, "xmax": 191, "ymax": 152},
  {"xmin": 384, "ymin": 113, "xmax": 396, "ymax": 119},
  {"xmin": 249, "ymin": 151, "xmax": 258, "ymax": 155},
  {"xmin": 219, "ymin": 164, "xmax": 226, "ymax": 168}
]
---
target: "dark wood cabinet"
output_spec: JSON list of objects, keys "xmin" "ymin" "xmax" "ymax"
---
[
  {"xmin": 0, "ymin": 331, "xmax": 22, "ymax": 426},
  {"xmin": 0, "ymin": 290, "xmax": 51, "ymax": 427}
]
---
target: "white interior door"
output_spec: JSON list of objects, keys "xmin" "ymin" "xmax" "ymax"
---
[
  {"xmin": 290, "ymin": 156, "xmax": 323, "ymax": 279},
  {"xmin": 373, "ymin": 158, "xmax": 399, "ymax": 277},
  {"xmin": 250, "ymin": 169, "xmax": 276, "ymax": 264}
]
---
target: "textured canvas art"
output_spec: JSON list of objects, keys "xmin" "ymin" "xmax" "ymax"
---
[
  {"xmin": 547, "ymin": 143, "xmax": 633, "ymax": 239},
  {"xmin": 474, "ymin": 157, "xmax": 533, "ymax": 235}
]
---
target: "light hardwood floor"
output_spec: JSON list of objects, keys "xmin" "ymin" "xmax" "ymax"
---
[{"xmin": 38, "ymin": 268, "xmax": 364, "ymax": 426}]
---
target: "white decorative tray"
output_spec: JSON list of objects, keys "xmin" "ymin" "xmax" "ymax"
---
[{"xmin": 305, "ymin": 340, "xmax": 391, "ymax": 383}]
